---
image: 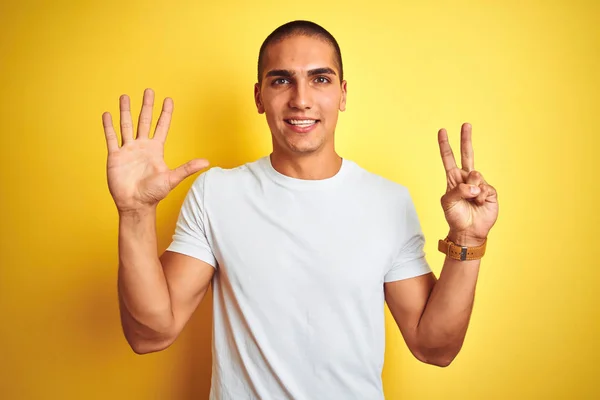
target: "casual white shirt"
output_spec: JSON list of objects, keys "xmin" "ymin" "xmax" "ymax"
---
[{"xmin": 167, "ymin": 155, "xmax": 432, "ymax": 399}]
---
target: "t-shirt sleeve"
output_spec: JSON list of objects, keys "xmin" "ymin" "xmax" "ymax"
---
[
  {"xmin": 165, "ymin": 171, "xmax": 217, "ymax": 268},
  {"xmin": 384, "ymin": 190, "xmax": 432, "ymax": 282}
]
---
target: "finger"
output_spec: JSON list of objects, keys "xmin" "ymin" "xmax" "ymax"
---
[
  {"xmin": 168, "ymin": 159, "xmax": 210, "ymax": 190},
  {"xmin": 153, "ymin": 97, "xmax": 174, "ymax": 143},
  {"xmin": 119, "ymin": 95, "xmax": 134, "ymax": 144},
  {"xmin": 474, "ymin": 184, "xmax": 489, "ymax": 205},
  {"xmin": 102, "ymin": 112, "xmax": 119, "ymax": 153},
  {"xmin": 475, "ymin": 183, "xmax": 498, "ymax": 205},
  {"xmin": 438, "ymin": 128, "xmax": 457, "ymax": 172},
  {"xmin": 465, "ymin": 170, "xmax": 485, "ymax": 186},
  {"xmin": 461, "ymin": 122, "xmax": 474, "ymax": 172},
  {"xmin": 441, "ymin": 182, "xmax": 481, "ymax": 208},
  {"xmin": 137, "ymin": 88, "xmax": 155, "ymax": 139}
]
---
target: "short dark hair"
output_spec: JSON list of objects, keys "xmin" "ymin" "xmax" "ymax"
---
[{"xmin": 257, "ymin": 20, "xmax": 343, "ymax": 84}]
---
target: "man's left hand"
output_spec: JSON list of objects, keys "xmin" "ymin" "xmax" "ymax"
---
[{"xmin": 438, "ymin": 123, "xmax": 499, "ymax": 246}]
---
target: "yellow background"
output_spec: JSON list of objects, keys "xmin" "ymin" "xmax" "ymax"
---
[{"xmin": 1, "ymin": 0, "xmax": 598, "ymax": 399}]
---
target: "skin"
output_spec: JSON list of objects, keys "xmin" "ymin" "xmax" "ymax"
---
[
  {"xmin": 384, "ymin": 123, "xmax": 498, "ymax": 367},
  {"xmin": 102, "ymin": 91, "xmax": 214, "ymax": 354},
  {"xmin": 254, "ymin": 35, "xmax": 347, "ymax": 180},
  {"xmin": 102, "ymin": 34, "xmax": 499, "ymax": 366}
]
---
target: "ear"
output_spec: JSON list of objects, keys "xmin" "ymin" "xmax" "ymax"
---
[
  {"xmin": 254, "ymin": 83, "xmax": 265, "ymax": 114},
  {"xmin": 339, "ymin": 80, "xmax": 347, "ymax": 112}
]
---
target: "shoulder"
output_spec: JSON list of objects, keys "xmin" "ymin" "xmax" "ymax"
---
[
  {"xmin": 191, "ymin": 157, "xmax": 266, "ymax": 193},
  {"xmin": 346, "ymin": 159, "xmax": 412, "ymax": 200}
]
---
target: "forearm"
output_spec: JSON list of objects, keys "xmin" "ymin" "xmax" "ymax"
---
[
  {"xmin": 416, "ymin": 234, "xmax": 483, "ymax": 365},
  {"xmin": 118, "ymin": 208, "xmax": 174, "ymax": 350}
]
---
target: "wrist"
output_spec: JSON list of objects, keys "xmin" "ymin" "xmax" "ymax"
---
[
  {"xmin": 446, "ymin": 231, "xmax": 486, "ymax": 247},
  {"xmin": 118, "ymin": 206, "xmax": 156, "ymax": 221}
]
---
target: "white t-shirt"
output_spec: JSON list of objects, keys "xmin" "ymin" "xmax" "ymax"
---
[{"xmin": 167, "ymin": 155, "xmax": 432, "ymax": 400}]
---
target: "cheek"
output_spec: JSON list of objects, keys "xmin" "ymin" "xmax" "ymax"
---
[
  {"xmin": 264, "ymin": 103, "xmax": 287, "ymax": 133},
  {"xmin": 320, "ymin": 93, "xmax": 342, "ymax": 118},
  {"xmin": 263, "ymin": 93, "xmax": 286, "ymax": 115},
  {"xmin": 323, "ymin": 88, "xmax": 342, "ymax": 106}
]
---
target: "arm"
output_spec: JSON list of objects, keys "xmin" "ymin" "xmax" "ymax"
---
[
  {"xmin": 384, "ymin": 235, "xmax": 482, "ymax": 367},
  {"xmin": 385, "ymin": 123, "xmax": 498, "ymax": 367},
  {"xmin": 102, "ymin": 88, "xmax": 213, "ymax": 354},
  {"xmin": 117, "ymin": 208, "xmax": 214, "ymax": 354}
]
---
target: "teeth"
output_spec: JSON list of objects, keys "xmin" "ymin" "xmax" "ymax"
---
[{"xmin": 288, "ymin": 119, "xmax": 316, "ymax": 125}]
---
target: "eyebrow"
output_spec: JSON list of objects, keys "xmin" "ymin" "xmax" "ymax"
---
[{"xmin": 265, "ymin": 67, "xmax": 337, "ymax": 78}]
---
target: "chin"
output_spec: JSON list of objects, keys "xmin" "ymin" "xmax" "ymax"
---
[
  {"xmin": 271, "ymin": 125, "xmax": 329, "ymax": 155},
  {"xmin": 285, "ymin": 137, "xmax": 325, "ymax": 154},
  {"xmin": 289, "ymin": 145, "xmax": 321, "ymax": 154}
]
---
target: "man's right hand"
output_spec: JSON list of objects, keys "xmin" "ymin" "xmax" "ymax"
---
[{"xmin": 102, "ymin": 88, "xmax": 209, "ymax": 213}]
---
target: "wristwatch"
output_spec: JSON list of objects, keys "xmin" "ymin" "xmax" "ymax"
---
[{"xmin": 438, "ymin": 237, "xmax": 487, "ymax": 261}]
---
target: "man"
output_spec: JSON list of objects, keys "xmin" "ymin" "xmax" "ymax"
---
[{"xmin": 102, "ymin": 20, "xmax": 498, "ymax": 400}]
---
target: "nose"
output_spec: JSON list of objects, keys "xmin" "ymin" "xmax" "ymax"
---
[{"xmin": 288, "ymin": 80, "xmax": 312, "ymax": 110}]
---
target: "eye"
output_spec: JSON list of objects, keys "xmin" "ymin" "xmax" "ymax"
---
[
  {"xmin": 314, "ymin": 76, "xmax": 330, "ymax": 84},
  {"xmin": 272, "ymin": 78, "xmax": 290, "ymax": 85}
]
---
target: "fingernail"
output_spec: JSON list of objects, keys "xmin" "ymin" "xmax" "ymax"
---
[{"xmin": 470, "ymin": 185, "xmax": 480, "ymax": 195}]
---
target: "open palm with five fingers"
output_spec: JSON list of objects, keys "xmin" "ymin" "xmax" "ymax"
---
[
  {"xmin": 102, "ymin": 89, "xmax": 209, "ymax": 213},
  {"xmin": 438, "ymin": 123, "xmax": 499, "ymax": 246}
]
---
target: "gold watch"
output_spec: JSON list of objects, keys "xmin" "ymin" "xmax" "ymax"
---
[{"xmin": 438, "ymin": 237, "xmax": 487, "ymax": 261}]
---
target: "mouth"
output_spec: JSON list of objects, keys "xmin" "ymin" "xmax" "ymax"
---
[{"xmin": 284, "ymin": 118, "xmax": 320, "ymax": 133}]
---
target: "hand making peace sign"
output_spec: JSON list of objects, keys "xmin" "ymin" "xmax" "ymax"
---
[{"xmin": 438, "ymin": 123, "xmax": 499, "ymax": 246}]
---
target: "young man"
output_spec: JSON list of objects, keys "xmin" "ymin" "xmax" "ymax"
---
[{"xmin": 102, "ymin": 20, "xmax": 498, "ymax": 400}]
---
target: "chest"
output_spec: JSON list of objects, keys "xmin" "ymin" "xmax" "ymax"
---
[{"xmin": 206, "ymin": 189, "xmax": 398, "ymax": 300}]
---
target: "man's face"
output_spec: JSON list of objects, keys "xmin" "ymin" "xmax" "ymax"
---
[{"xmin": 255, "ymin": 35, "xmax": 347, "ymax": 156}]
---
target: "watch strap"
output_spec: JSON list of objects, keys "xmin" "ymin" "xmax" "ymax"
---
[{"xmin": 438, "ymin": 237, "xmax": 487, "ymax": 261}]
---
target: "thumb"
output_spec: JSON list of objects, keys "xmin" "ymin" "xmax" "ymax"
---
[
  {"xmin": 442, "ymin": 183, "xmax": 480, "ymax": 207},
  {"xmin": 169, "ymin": 158, "xmax": 210, "ymax": 189}
]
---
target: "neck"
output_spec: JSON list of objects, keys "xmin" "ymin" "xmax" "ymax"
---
[{"xmin": 269, "ymin": 150, "xmax": 343, "ymax": 180}]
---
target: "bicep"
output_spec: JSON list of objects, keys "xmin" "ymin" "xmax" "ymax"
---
[
  {"xmin": 160, "ymin": 250, "xmax": 215, "ymax": 334},
  {"xmin": 384, "ymin": 272, "xmax": 437, "ymax": 356}
]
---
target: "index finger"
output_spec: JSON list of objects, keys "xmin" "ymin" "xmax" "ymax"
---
[
  {"xmin": 460, "ymin": 122, "xmax": 474, "ymax": 172},
  {"xmin": 153, "ymin": 97, "xmax": 174, "ymax": 143},
  {"xmin": 438, "ymin": 128, "xmax": 457, "ymax": 172}
]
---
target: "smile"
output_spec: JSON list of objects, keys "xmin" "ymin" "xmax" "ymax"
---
[{"xmin": 285, "ymin": 119, "xmax": 319, "ymax": 128}]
